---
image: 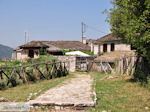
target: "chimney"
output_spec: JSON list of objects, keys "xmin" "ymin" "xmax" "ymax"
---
[{"xmin": 82, "ymin": 37, "xmax": 87, "ymax": 44}]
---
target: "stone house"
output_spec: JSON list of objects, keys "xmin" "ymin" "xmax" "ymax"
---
[
  {"xmin": 93, "ymin": 34, "xmax": 131, "ymax": 55},
  {"xmin": 12, "ymin": 40, "xmax": 90, "ymax": 60},
  {"xmin": 12, "ymin": 41, "xmax": 49, "ymax": 60}
]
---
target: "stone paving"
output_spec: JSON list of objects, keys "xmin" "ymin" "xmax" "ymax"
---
[{"xmin": 29, "ymin": 73, "xmax": 96, "ymax": 110}]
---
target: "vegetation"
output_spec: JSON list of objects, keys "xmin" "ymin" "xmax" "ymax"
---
[
  {"xmin": 0, "ymin": 55, "xmax": 56, "ymax": 67},
  {"xmin": 39, "ymin": 47, "xmax": 47, "ymax": 55},
  {"xmin": 83, "ymin": 51, "xmax": 94, "ymax": 55},
  {"xmin": 26, "ymin": 55, "xmax": 56, "ymax": 64},
  {"xmin": 0, "ymin": 55, "xmax": 68, "ymax": 90},
  {"xmin": 109, "ymin": 0, "xmax": 150, "ymax": 83},
  {"xmin": 89, "ymin": 72, "xmax": 150, "ymax": 112},
  {"xmin": 0, "ymin": 74, "xmax": 72, "ymax": 101}
]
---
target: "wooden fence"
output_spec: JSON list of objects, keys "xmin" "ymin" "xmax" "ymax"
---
[
  {"xmin": 76, "ymin": 56, "xmax": 137, "ymax": 75},
  {"xmin": 0, "ymin": 61, "xmax": 69, "ymax": 89}
]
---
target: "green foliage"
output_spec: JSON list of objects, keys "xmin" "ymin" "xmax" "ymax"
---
[
  {"xmin": 0, "ymin": 55, "xmax": 68, "ymax": 90},
  {"xmin": 109, "ymin": 0, "xmax": 150, "ymax": 60},
  {"xmin": 26, "ymin": 55, "xmax": 56, "ymax": 64},
  {"xmin": 62, "ymin": 49, "xmax": 71, "ymax": 53},
  {"xmin": 109, "ymin": 0, "xmax": 150, "ymax": 83},
  {"xmin": 0, "ymin": 60, "xmax": 22, "ymax": 67},
  {"xmin": 89, "ymin": 72, "xmax": 150, "ymax": 112},
  {"xmin": 82, "ymin": 51, "xmax": 94, "ymax": 55},
  {"xmin": 0, "ymin": 74, "xmax": 72, "ymax": 101},
  {"xmin": 0, "ymin": 80, "xmax": 6, "ymax": 90},
  {"xmin": 9, "ymin": 77, "xmax": 17, "ymax": 87},
  {"xmin": 39, "ymin": 47, "xmax": 47, "ymax": 55},
  {"xmin": 37, "ymin": 55, "xmax": 56, "ymax": 62}
]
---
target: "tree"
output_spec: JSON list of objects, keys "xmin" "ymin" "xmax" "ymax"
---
[{"xmin": 109, "ymin": 0, "xmax": 150, "ymax": 83}]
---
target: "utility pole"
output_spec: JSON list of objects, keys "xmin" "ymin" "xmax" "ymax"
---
[
  {"xmin": 25, "ymin": 31, "xmax": 27, "ymax": 44},
  {"xmin": 27, "ymin": 32, "xmax": 29, "ymax": 43},
  {"xmin": 81, "ymin": 22, "xmax": 86, "ymax": 42}
]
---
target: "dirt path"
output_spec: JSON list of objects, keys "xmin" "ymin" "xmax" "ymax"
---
[{"xmin": 29, "ymin": 73, "xmax": 96, "ymax": 111}]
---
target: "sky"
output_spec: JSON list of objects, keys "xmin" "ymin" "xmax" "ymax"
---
[{"xmin": 0, "ymin": 0, "xmax": 112, "ymax": 48}]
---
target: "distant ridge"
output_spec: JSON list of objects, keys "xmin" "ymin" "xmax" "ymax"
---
[{"xmin": 0, "ymin": 44, "xmax": 13, "ymax": 59}]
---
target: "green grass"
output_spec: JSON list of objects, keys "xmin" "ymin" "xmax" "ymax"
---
[
  {"xmin": 89, "ymin": 72, "xmax": 150, "ymax": 112},
  {"xmin": 0, "ymin": 74, "xmax": 72, "ymax": 102},
  {"xmin": 27, "ymin": 55, "xmax": 56, "ymax": 64},
  {"xmin": 0, "ymin": 55, "xmax": 56, "ymax": 68}
]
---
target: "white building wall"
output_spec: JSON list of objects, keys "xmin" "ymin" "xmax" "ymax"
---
[
  {"xmin": 90, "ymin": 43, "xmax": 94, "ymax": 52},
  {"xmin": 107, "ymin": 44, "xmax": 111, "ymax": 52},
  {"xmin": 34, "ymin": 49, "xmax": 40, "ymax": 59},
  {"xmin": 93, "ymin": 44, "xmax": 100, "ymax": 55},
  {"xmin": 17, "ymin": 50, "xmax": 28, "ymax": 60},
  {"xmin": 100, "ymin": 45, "xmax": 103, "ymax": 53},
  {"xmin": 93, "ymin": 42, "xmax": 131, "ymax": 55}
]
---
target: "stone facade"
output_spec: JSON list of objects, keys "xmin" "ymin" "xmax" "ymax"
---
[
  {"xmin": 115, "ymin": 43, "xmax": 131, "ymax": 51},
  {"xmin": 55, "ymin": 56, "xmax": 76, "ymax": 72},
  {"xmin": 13, "ymin": 49, "xmax": 39, "ymax": 60},
  {"xmin": 93, "ymin": 42, "xmax": 131, "ymax": 55},
  {"xmin": 93, "ymin": 33, "xmax": 132, "ymax": 55}
]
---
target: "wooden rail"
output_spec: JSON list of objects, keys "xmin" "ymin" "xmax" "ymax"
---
[
  {"xmin": 76, "ymin": 56, "xmax": 137, "ymax": 75},
  {"xmin": 0, "ymin": 61, "xmax": 69, "ymax": 89}
]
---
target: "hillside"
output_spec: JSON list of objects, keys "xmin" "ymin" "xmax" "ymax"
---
[{"xmin": 0, "ymin": 44, "xmax": 13, "ymax": 59}]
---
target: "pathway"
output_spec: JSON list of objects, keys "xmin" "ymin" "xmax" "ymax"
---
[{"xmin": 29, "ymin": 73, "xmax": 96, "ymax": 111}]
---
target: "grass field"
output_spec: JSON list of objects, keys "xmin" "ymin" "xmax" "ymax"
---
[
  {"xmin": 0, "ymin": 74, "xmax": 72, "ymax": 102},
  {"xmin": 0, "ymin": 55, "xmax": 56, "ymax": 67},
  {"xmin": 90, "ymin": 72, "xmax": 150, "ymax": 112}
]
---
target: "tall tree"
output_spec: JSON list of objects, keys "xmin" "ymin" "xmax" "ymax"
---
[{"xmin": 109, "ymin": 0, "xmax": 150, "ymax": 83}]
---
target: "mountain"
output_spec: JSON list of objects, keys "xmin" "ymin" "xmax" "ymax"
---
[{"xmin": 0, "ymin": 44, "xmax": 13, "ymax": 59}]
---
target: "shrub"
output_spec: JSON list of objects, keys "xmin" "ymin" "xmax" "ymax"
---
[
  {"xmin": 9, "ymin": 77, "xmax": 17, "ymax": 87},
  {"xmin": 26, "ymin": 69, "xmax": 37, "ymax": 82},
  {"xmin": 0, "ymin": 80, "xmax": 6, "ymax": 90}
]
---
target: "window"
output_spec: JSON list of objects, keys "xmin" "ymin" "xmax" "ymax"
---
[
  {"xmin": 28, "ymin": 50, "xmax": 34, "ymax": 58},
  {"xmin": 103, "ymin": 44, "xmax": 107, "ymax": 52},
  {"xmin": 111, "ymin": 43, "xmax": 115, "ymax": 51}
]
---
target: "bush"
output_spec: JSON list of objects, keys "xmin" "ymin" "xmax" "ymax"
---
[
  {"xmin": 16, "ymin": 79, "xmax": 23, "ymax": 85},
  {"xmin": 0, "ymin": 80, "xmax": 6, "ymax": 90},
  {"xmin": 9, "ymin": 77, "xmax": 17, "ymax": 87},
  {"xmin": 26, "ymin": 71, "xmax": 37, "ymax": 82}
]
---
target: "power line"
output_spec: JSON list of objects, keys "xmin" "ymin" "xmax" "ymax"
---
[
  {"xmin": 86, "ymin": 24, "xmax": 107, "ymax": 34},
  {"xmin": 82, "ymin": 22, "xmax": 107, "ymax": 34}
]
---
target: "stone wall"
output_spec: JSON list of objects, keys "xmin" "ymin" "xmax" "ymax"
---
[
  {"xmin": 115, "ymin": 43, "xmax": 131, "ymax": 51},
  {"xmin": 55, "ymin": 56, "xmax": 76, "ymax": 72},
  {"xmin": 14, "ymin": 49, "xmax": 39, "ymax": 61}
]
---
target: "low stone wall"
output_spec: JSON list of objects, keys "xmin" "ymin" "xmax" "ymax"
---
[{"xmin": 55, "ymin": 56, "xmax": 76, "ymax": 72}]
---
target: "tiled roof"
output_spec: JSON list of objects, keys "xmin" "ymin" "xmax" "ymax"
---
[
  {"xmin": 42, "ymin": 41, "xmax": 90, "ymax": 51},
  {"xmin": 19, "ymin": 40, "xmax": 90, "ymax": 51},
  {"xmin": 94, "ymin": 33, "xmax": 122, "ymax": 44},
  {"xmin": 20, "ymin": 41, "xmax": 49, "ymax": 48}
]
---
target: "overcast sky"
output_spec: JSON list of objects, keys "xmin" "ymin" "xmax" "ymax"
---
[{"xmin": 0, "ymin": 0, "xmax": 112, "ymax": 48}]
